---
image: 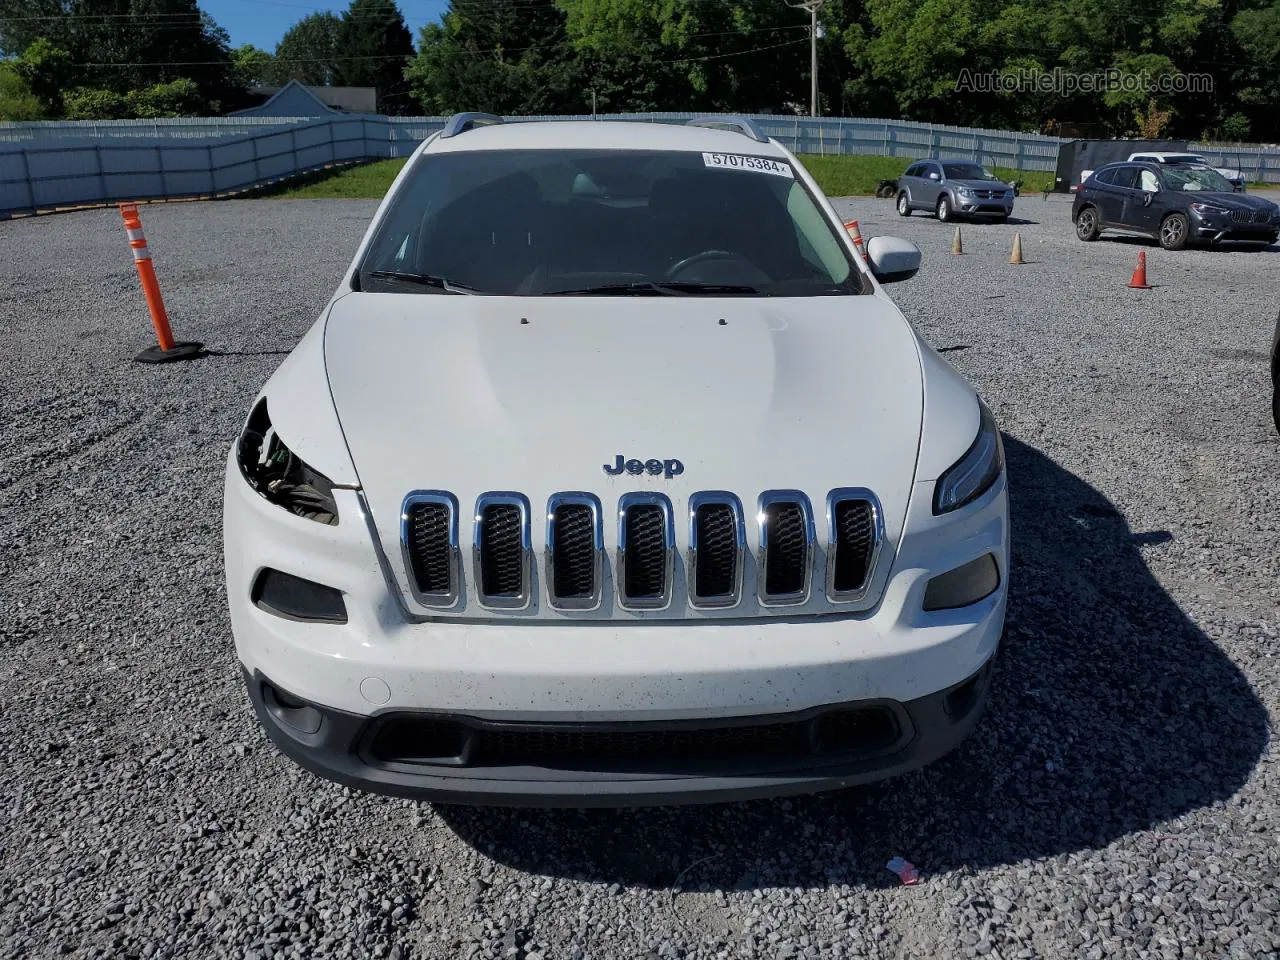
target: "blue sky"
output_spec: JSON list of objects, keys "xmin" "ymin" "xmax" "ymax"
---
[{"xmin": 204, "ymin": 0, "xmax": 448, "ymax": 51}]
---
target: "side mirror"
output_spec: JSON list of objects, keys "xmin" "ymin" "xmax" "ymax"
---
[
  {"xmin": 866, "ymin": 236, "xmax": 921, "ymax": 284},
  {"xmin": 928, "ymin": 171, "xmax": 941, "ymax": 181}
]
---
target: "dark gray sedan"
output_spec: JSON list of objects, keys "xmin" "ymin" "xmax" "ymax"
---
[{"xmin": 896, "ymin": 159, "xmax": 1015, "ymax": 222}]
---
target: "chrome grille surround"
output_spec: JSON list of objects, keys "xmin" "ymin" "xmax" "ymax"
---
[
  {"xmin": 399, "ymin": 491, "xmax": 460, "ymax": 608},
  {"xmin": 824, "ymin": 487, "xmax": 884, "ymax": 603},
  {"xmin": 545, "ymin": 492, "xmax": 604, "ymax": 611},
  {"xmin": 472, "ymin": 492, "xmax": 532, "ymax": 610},
  {"xmin": 756, "ymin": 490, "xmax": 816, "ymax": 606},
  {"xmin": 687, "ymin": 491, "xmax": 745, "ymax": 609},
  {"xmin": 616, "ymin": 492, "xmax": 675, "ymax": 610}
]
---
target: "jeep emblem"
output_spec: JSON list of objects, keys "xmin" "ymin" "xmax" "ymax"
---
[{"xmin": 603, "ymin": 454, "xmax": 684, "ymax": 480}]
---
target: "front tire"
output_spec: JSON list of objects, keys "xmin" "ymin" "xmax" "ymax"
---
[
  {"xmin": 897, "ymin": 192, "xmax": 912, "ymax": 217},
  {"xmin": 1159, "ymin": 212, "xmax": 1189, "ymax": 250},
  {"xmin": 1075, "ymin": 206, "xmax": 1100, "ymax": 241},
  {"xmin": 937, "ymin": 195, "xmax": 953, "ymax": 222}
]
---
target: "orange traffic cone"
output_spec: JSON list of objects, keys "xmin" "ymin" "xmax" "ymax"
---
[
  {"xmin": 951, "ymin": 226, "xmax": 963, "ymax": 255},
  {"xmin": 1127, "ymin": 250, "xmax": 1152, "ymax": 289},
  {"xmin": 119, "ymin": 203, "xmax": 203, "ymax": 363},
  {"xmin": 844, "ymin": 219, "xmax": 868, "ymax": 261},
  {"xmin": 1009, "ymin": 232, "xmax": 1024, "ymax": 265}
]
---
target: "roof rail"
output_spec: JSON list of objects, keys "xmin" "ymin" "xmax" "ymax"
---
[
  {"xmin": 440, "ymin": 112, "xmax": 504, "ymax": 139},
  {"xmin": 686, "ymin": 116, "xmax": 769, "ymax": 144}
]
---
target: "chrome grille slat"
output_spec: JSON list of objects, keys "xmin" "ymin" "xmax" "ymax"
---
[
  {"xmin": 400, "ymin": 491, "xmax": 460, "ymax": 607},
  {"xmin": 825, "ymin": 488, "xmax": 883, "ymax": 603},
  {"xmin": 688, "ymin": 492, "xmax": 744, "ymax": 608},
  {"xmin": 546, "ymin": 493, "xmax": 603, "ymax": 610},
  {"xmin": 472, "ymin": 493, "xmax": 531, "ymax": 609},
  {"xmin": 757, "ymin": 491, "xmax": 815, "ymax": 606},
  {"xmin": 617, "ymin": 493, "xmax": 674, "ymax": 610}
]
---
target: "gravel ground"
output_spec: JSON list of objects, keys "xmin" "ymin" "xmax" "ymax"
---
[{"xmin": 1, "ymin": 191, "xmax": 1278, "ymax": 960}]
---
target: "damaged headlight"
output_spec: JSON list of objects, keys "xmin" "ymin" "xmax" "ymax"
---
[
  {"xmin": 933, "ymin": 400, "xmax": 1004, "ymax": 514},
  {"xmin": 236, "ymin": 399, "xmax": 339, "ymax": 525}
]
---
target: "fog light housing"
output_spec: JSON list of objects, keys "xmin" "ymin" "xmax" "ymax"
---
[
  {"xmin": 923, "ymin": 553, "xmax": 1000, "ymax": 611},
  {"xmin": 252, "ymin": 568, "xmax": 347, "ymax": 623}
]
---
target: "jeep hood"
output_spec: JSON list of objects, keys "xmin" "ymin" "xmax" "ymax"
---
[{"xmin": 324, "ymin": 292, "xmax": 926, "ymax": 612}]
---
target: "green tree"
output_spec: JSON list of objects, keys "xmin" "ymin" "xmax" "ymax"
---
[
  {"xmin": 271, "ymin": 12, "xmax": 342, "ymax": 86},
  {"xmin": 0, "ymin": 63, "xmax": 45, "ymax": 120},
  {"xmin": 333, "ymin": 0, "xmax": 415, "ymax": 113},
  {"xmin": 232, "ymin": 43, "xmax": 274, "ymax": 88},
  {"xmin": 0, "ymin": 0, "xmax": 236, "ymax": 115},
  {"xmin": 1230, "ymin": 1, "xmax": 1280, "ymax": 140},
  {"xmin": 407, "ymin": 0, "xmax": 585, "ymax": 115},
  {"xmin": 14, "ymin": 38, "xmax": 73, "ymax": 115}
]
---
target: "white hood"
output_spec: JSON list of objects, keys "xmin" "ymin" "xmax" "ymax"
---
[{"xmin": 324, "ymin": 292, "xmax": 925, "ymax": 619}]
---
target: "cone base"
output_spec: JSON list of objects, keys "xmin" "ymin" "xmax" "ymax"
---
[{"xmin": 134, "ymin": 341, "xmax": 204, "ymax": 364}]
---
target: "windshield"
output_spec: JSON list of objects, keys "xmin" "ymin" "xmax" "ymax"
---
[
  {"xmin": 942, "ymin": 162, "xmax": 997, "ymax": 181},
  {"xmin": 357, "ymin": 149, "xmax": 864, "ymax": 296},
  {"xmin": 1161, "ymin": 166, "xmax": 1232, "ymax": 192}
]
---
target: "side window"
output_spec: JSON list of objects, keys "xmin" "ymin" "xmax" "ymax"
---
[
  {"xmin": 1095, "ymin": 169, "xmax": 1115, "ymax": 185},
  {"xmin": 1112, "ymin": 167, "xmax": 1139, "ymax": 189},
  {"xmin": 904, "ymin": 164, "xmax": 919, "ymax": 178}
]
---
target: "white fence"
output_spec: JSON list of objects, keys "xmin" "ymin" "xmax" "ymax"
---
[{"xmin": 2, "ymin": 112, "xmax": 1278, "ymax": 217}]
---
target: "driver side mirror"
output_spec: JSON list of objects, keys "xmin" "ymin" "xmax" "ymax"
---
[
  {"xmin": 927, "ymin": 171, "xmax": 941, "ymax": 181},
  {"xmin": 866, "ymin": 236, "xmax": 921, "ymax": 284}
]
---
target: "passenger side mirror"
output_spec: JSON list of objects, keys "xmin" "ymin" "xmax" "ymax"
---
[
  {"xmin": 866, "ymin": 236, "xmax": 921, "ymax": 284},
  {"xmin": 927, "ymin": 171, "xmax": 941, "ymax": 181}
]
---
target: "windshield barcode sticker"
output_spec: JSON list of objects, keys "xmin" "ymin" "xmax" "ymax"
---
[{"xmin": 702, "ymin": 153, "xmax": 794, "ymax": 178}]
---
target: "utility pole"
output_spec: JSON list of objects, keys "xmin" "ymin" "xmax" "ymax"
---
[{"xmin": 788, "ymin": 0, "xmax": 827, "ymax": 117}]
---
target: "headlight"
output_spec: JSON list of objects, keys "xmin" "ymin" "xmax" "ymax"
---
[
  {"xmin": 1190, "ymin": 202, "xmax": 1228, "ymax": 215},
  {"xmin": 956, "ymin": 186, "xmax": 973, "ymax": 196},
  {"xmin": 237, "ymin": 399, "xmax": 339, "ymax": 525},
  {"xmin": 933, "ymin": 401, "xmax": 1004, "ymax": 514}
]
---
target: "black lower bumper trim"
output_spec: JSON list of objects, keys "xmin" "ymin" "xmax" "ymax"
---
[{"xmin": 243, "ymin": 659, "xmax": 995, "ymax": 808}]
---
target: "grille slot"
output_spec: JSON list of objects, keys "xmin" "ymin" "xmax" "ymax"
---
[
  {"xmin": 400, "ymin": 492, "xmax": 459, "ymax": 606},
  {"xmin": 826, "ymin": 491, "xmax": 881, "ymax": 601},
  {"xmin": 758, "ymin": 492, "xmax": 814, "ymax": 604},
  {"xmin": 547, "ymin": 494, "xmax": 602, "ymax": 610},
  {"xmin": 1232, "ymin": 209, "xmax": 1271, "ymax": 224},
  {"xmin": 367, "ymin": 704, "xmax": 905, "ymax": 774},
  {"xmin": 688, "ymin": 493, "xmax": 743, "ymax": 607},
  {"xmin": 472, "ymin": 493, "xmax": 531, "ymax": 608},
  {"xmin": 618, "ymin": 494, "xmax": 673, "ymax": 609}
]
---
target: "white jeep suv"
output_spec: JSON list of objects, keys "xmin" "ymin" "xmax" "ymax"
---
[{"xmin": 223, "ymin": 114, "xmax": 1009, "ymax": 806}]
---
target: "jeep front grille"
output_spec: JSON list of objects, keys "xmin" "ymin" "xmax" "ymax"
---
[
  {"xmin": 400, "ymin": 491, "xmax": 459, "ymax": 607},
  {"xmin": 400, "ymin": 488, "xmax": 883, "ymax": 614},
  {"xmin": 546, "ymin": 493, "xmax": 603, "ymax": 610},
  {"xmin": 617, "ymin": 493, "xmax": 674, "ymax": 609},
  {"xmin": 472, "ymin": 493, "xmax": 531, "ymax": 608},
  {"xmin": 758, "ymin": 491, "xmax": 815, "ymax": 605},
  {"xmin": 688, "ymin": 492, "xmax": 744, "ymax": 607},
  {"xmin": 826, "ymin": 489, "xmax": 881, "ymax": 602}
]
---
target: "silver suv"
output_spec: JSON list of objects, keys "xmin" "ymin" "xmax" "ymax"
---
[{"xmin": 896, "ymin": 160, "xmax": 1015, "ymax": 222}]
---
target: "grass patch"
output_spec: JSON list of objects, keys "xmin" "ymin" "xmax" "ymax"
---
[
  {"xmin": 248, "ymin": 159, "xmax": 408, "ymax": 199},
  {"xmin": 252, "ymin": 154, "xmax": 1058, "ymax": 201}
]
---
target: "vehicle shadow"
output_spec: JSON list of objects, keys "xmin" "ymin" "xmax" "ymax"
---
[
  {"xmin": 1099, "ymin": 235, "xmax": 1279, "ymax": 253},
  {"xmin": 432, "ymin": 437, "xmax": 1267, "ymax": 890}
]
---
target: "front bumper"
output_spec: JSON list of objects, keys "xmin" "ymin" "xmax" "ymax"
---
[
  {"xmin": 955, "ymin": 195, "xmax": 1014, "ymax": 217},
  {"xmin": 1190, "ymin": 211, "xmax": 1278, "ymax": 244},
  {"xmin": 224, "ymin": 448, "xmax": 1008, "ymax": 805},
  {"xmin": 245, "ymin": 656, "xmax": 995, "ymax": 807}
]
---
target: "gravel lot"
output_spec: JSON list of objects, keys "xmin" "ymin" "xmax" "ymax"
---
[{"xmin": 1, "ymin": 190, "xmax": 1278, "ymax": 960}]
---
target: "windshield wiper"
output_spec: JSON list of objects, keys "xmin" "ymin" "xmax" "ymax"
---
[
  {"xmin": 544, "ymin": 281, "xmax": 758, "ymax": 296},
  {"xmin": 365, "ymin": 270, "xmax": 477, "ymax": 294}
]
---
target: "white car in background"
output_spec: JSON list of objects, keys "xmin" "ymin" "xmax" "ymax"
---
[
  {"xmin": 1082, "ymin": 151, "xmax": 1246, "ymax": 191},
  {"xmin": 223, "ymin": 114, "xmax": 1009, "ymax": 806}
]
